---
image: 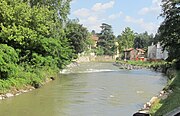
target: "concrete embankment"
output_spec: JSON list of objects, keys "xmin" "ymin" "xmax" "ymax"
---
[{"xmin": 75, "ymin": 55, "xmax": 115, "ymax": 63}]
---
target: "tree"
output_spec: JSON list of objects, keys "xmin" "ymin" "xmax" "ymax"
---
[
  {"xmin": 134, "ymin": 32, "xmax": 154, "ymax": 49},
  {"xmin": 65, "ymin": 19, "xmax": 90, "ymax": 54},
  {"xmin": 0, "ymin": 0, "xmax": 73, "ymax": 69},
  {"xmin": 91, "ymin": 30, "xmax": 96, "ymax": 35},
  {"xmin": 97, "ymin": 23, "xmax": 115, "ymax": 56},
  {"xmin": 158, "ymin": 0, "xmax": 180, "ymax": 64},
  {"xmin": 118, "ymin": 27, "xmax": 135, "ymax": 50}
]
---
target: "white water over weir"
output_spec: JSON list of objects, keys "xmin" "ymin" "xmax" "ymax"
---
[{"xmin": 0, "ymin": 62, "xmax": 167, "ymax": 116}]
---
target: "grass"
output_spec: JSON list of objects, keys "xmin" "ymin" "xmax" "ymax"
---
[
  {"xmin": 150, "ymin": 71, "xmax": 180, "ymax": 116},
  {"xmin": 116, "ymin": 60, "xmax": 167, "ymax": 68},
  {"xmin": 0, "ymin": 66, "xmax": 58, "ymax": 94}
]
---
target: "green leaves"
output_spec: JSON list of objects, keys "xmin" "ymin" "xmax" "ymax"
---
[
  {"xmin": 0, "ymin": 44, "xmax": 19, "ymax": 79},
  {"xmin": 0, "ymin": 0, "xmax": 76, "ymax": 92},
  {"xmin": 117, "ymin": 27, "xmax": 135, "ymax": 53},
  {"xmin": 134, "ymin": 32, "xmax": 154, "ymax": 49},
  {"xmin": 158, "ymin": 0, "xmax": 180, "ymax": 63},
  {"xmin": 97, "ymin": 23, "xmax": 116, "ymax": 56},
  {"xmin": 65, "ymin": 19, "xmax": 90, "ymax": 54}
]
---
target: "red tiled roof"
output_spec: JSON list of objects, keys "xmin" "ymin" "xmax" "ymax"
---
[{"xmin": 136, "ymin": 48, "xmax": 145, "ymax": 52}]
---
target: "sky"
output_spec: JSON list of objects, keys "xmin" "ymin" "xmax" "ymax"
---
[{"xmin": 69, "ymin": 0, "xmax": 163, "ymax": 36}]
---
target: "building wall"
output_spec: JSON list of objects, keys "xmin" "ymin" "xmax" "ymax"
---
[
  {"xmin": 148, "ymin": 45, "xmax": 156, "ymax": 59},
  {"xmin": 148, "ymin": 42, "xmax": 168, "ymax": 60}
]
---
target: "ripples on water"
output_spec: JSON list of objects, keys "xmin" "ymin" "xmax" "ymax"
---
[{"xmin": 0, "ymin": 62, "xmax": 167, "ymax": 116}]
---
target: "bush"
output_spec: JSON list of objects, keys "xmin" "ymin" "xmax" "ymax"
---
[{"xmin": 0, "ymin": 44, "xmax": 19, "ymax": 79}]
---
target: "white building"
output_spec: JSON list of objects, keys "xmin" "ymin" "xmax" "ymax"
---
[{"xmin": 148, "ymin": 42, "xmax": 168, "ymax": 60}]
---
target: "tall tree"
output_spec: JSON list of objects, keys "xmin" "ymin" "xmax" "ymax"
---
[
  {"xmin": 97, "ymin": 23, "xmax": 115, "ymax": 56},
  {"xmin": 118, "ymin": 27, "xmax": 135, "ymax": 50},
  {"xmin": 158, "ymin": 0, "xmax": 180, "ymax": 64}
]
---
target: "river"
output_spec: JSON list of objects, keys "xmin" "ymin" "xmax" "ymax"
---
[{"xmin": 0, "ymin": 62, "xmax": 167, "ymax": 116}]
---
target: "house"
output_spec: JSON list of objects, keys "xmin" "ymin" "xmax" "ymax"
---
[
  {"xmin": 147, "ymin": 42, "xmax": 168, "ymax": 60},
  {"xmin": 91, "ymin": 34, "xmax": 99, "ymax": 48},
  {"xmin": 124, "ymin": 48, "xmax": 136, "ymax": 60},
  {"xmin": 136, "ymin": 48, "xmax": 146, "ymax": 61},
  {"xmin": 124, "ymin": 48, "xmax": 146, "ymax": 61}
]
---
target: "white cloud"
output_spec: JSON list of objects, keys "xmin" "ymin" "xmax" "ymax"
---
[
  {"xmin": 71, "ymin": 0, "xmax": 77, "ymax": 4},
  {"xmin": 79, "ymin": 16, "xmax": 102, "ymax": 32},
  {"xmin": 152, "ymin": 0, "xmax": 161, "ymax": 5},
  {"xmin": 72, "ymin": 0, "xmax": 161, "ymax": 34},
  {"xmin": 138, "ymin": 0, "xmax": 161, "ymax": 15},
  {"xmin": 108, "ymin": 12, "xmax": 123, "ymax": 19},
  {"xmin": 92, "ymin": 1, "xmax": 115, "ymax": 11},
  {"xmin": 124, "ymin": 16, "xmax": 158, "ymax": 33},
  {"xmin": 72, "ymin": 1, "xmax": 116, "ymax": 33},
  {"xmin": 73, "ymin": 8, "xmax": 91, "ymax": 17}
]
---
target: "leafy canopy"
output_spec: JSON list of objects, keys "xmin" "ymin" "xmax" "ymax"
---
[
  {"xmin": 97, "ymin": 23, "xmax": 116, "ymax": 56},
  {"xmin": 158, "ymin": 0, "xmax": 180, "ymax": 63}
]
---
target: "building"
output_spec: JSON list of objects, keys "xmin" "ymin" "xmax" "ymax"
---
[
  {"xmin": 91, "ymin": 34, "xmax": 99, "ymax": 48},
  {"xmin": 124, "ymin": 48, "xmax": 145, "ymax": 61},
  {"xmin": 147, "ymin": 42, "xmax": 168, "ymax": 60},
  {"xmin": 136, "ymin": 48, "xmax": 146, "ymax": 61}
]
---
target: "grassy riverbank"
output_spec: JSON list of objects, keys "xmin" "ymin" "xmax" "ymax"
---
[
  {"xmin": 150, "ymin": 71, "xmax": 180, "ymax": 116},
  {"xmin": 0, "ymin": 66, "xmax": 58, "ymax": 94},
  {"xmin": 115, "ymin": 60, "xmax": 167, "ymax": 68}
]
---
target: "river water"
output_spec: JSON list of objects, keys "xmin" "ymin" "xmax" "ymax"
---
[{"xmin": 0, "ymin": 62, "xmax": 167, "ymax": 116}]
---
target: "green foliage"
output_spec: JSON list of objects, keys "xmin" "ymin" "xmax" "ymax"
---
[
  {"xmin": 150, "ymin": 71, "xmax": 180, "ymax": 116},
  {"xmin": 0, "ymin": 0, "xmax": 75, "ymax": 68},
  {"xmin": 0, "ymin": 44, "xmax": 19, "ymax": 79},
  {"xmin": 158, "ymin": 0, "xmax": 180, "ymax": 63},
  {"xmin": 95, "ymin": 46, "xmax": 104, "ymax": 56},
  {"xmin": 97, "ymin": 23, "xmax": 116, "ymax": 56},
  {"xmin": 65, "ymin": 19, "xmax": 90, "ymax": 54},
  {"xmin": 116, "ymin": 60, "xmax": 167, "ymax": 68},
  {"xmin": 117, "ymin": 27, "xmax": 135, "ymax": 54},
  {"xmin": 134, "ymin": 32, "xmax": 154, "ymax": 49},
  {"xmin": 0, "ymin": 0, "xmax": 76, "ymax": 93}
]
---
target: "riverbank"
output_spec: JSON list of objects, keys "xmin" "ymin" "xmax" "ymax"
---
[
  {"xmin": 115, "ymin": 60, "xmax": 180, "ymax": 115},
  {"xmin": 150, "ymin": 70, "xmax": 180, "ymax": 116},
  {"xmin": 0, "ymin": 54, "xmax": 115, "ymax": 100},
  {"xmin": 0, "ymin": 67, "xmax": 57, "ymax": 100}
]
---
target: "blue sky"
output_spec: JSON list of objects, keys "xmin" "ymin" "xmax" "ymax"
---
[{"xmin": 69, "ymin": 0, "xmax": 163, "ymax": 36}]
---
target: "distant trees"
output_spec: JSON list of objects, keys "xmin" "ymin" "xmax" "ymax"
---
[
  {"xmin": 134, "ymin": 32, "xmax": 154, "ymax": 49},
  {"xmin": 97, "ymin": 23, "xmax": 116, "ymax": 56},
  {"xmin": 116, "ymin": 27, "xmax": 157, "ymax": 59},
  {"xmin": 157, "ymin": 0, "xmax": 180, "ymax": 64}
]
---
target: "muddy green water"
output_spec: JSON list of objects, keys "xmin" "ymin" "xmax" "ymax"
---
[{"xmin": 0, "ymin": 62, "xmax": 167, "ymax": 116}]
